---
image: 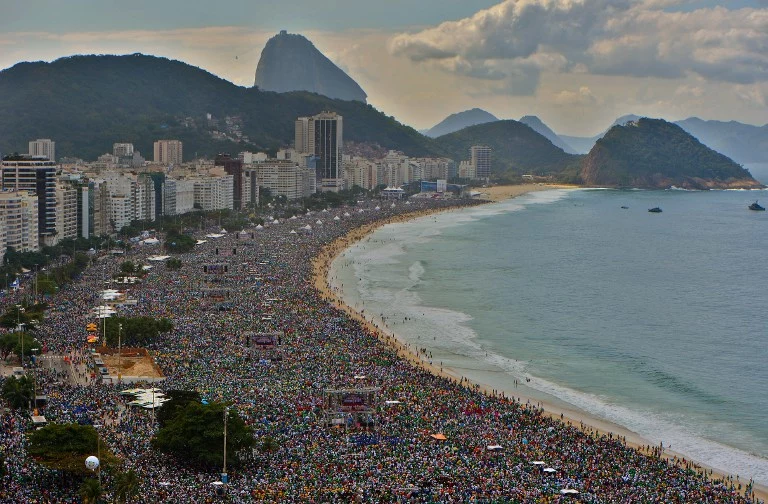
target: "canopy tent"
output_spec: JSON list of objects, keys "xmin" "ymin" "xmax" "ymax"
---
[
  {"xmin": 147, "ymin": 255, "xmax": 171, "ymax": 262},
  {"xmin": 343, "ymin": 212, "xmax": 351, "ymax": 217},
  {"xmin": 196, "ymin": 239, "xmax": 208, "ymax": 245},
  {"xmin": 316, "ymin": 220, "xmax": 322, "ymax": 225},
  {"xmin": 289, "ymin": 230, "xmax": 297, "ymax": 234},
  {"xmin": 560, "ymin": 489, "xmax": 580, "ymax": 495},
  {"xmin": 430, "ymin": 433, "xmax": 447, "ymax": 441},
  {"xmin": 486, "ymin": 445, "xmax": 503, "ymax": 451},
  {"xmin": 543, "ymin": 467, "xmax": 556, "ymax": 473},
  {"xmin": 333, "ymin": 216, "xmax": 341, "ymax": 221}
]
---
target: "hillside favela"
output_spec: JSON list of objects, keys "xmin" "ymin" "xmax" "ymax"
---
[{"xmin": 1, "ymin": 2, "xmax": 767, "ymax": 503}]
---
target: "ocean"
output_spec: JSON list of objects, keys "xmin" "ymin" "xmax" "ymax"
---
[{"xmin": 330, "ymin": 181, "xmax": 768, "ymax": 485}]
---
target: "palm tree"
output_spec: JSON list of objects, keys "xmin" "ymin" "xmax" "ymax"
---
[
  {"xmin": 1, "ymin": 376, "xmax": 33, "ymax": 409},
  {"xmin": 80, "ymin": 478, "xmax": 102, "ymax": 504},
  {"xmin": 113, "ymin": 469, "xmax": 140, "ymax": 504}
]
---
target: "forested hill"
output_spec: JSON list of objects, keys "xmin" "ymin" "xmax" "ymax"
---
[
  {"xmin": 434, "ymin": 120, "xmax": 581, "ymax": 175},
  {"xmin": 580, "ymin": 118, "xmax": 762, "ymax": 189},
  {"xmin": 0, "ymin": 54, "xmax": 437, "ymax": 160}
]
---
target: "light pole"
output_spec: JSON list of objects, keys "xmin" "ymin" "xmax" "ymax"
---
[
  {"xmin": 33, "ymin": 264, "xmax": 38, "ymax": 303},
  {"xmin": 222, "ymin": 406, "xmax": 229, "ymax": 486},
  {"xmin": 93, "ymin": 424, "xmax": 102, "ymax": 486},
  {"xmin": 117, "ymin": 323, "xmax": 122, "ymax": 384}
]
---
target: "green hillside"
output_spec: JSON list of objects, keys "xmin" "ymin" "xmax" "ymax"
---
[
  {"xmin": 580, "ymin": 118, "xmax": 761, "ymax": 189},
  {"xmin": 0, "ymin": 54, "xmax": 439, "ymax": 160},
  {"xmin": 434, "ymin": 120, "xmax": 581, "ymax": 175}
]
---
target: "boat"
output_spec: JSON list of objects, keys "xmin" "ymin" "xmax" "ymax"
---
[
  {"xmin": 648, "ymin": 207, "xmax": 662, "ymax": 213},
  {"xmin": 748, "ymin": 201, "xmax": 765, "ymax": 211},
  {"xmin": 620, "ymin": 206, "xmax": 629, "ymax": 209}
]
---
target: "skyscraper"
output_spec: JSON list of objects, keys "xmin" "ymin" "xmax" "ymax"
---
[
  {"xmin": 1, "ymin": 154, "xmax": 57, "ymax": 246},
  {"xmin": 470, "ymin": 145, "xmax": 491, "ymax": 180},
  {"xmin": 311, "ymin": 112, "xmax": 343, "ymax": 191},
  {"xmin": 153, "ymin": 140, "xmax": 183, "ymax": 165},
  {"xmin": 295, "ymin": 116, "xmax": 311, "ymax": 154},
  {"xmin": 28, "ymin": 139, "xmax": 56, "ymax": 162}
]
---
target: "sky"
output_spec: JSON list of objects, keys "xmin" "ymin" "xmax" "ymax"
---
[{"xmin": 1, "ymin": 0, "xmax": 767, "ymax": 136}]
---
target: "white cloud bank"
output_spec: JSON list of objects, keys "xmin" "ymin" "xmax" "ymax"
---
[{"xmin": 388, "ymin": 0, "xmax": 768, "ymax": 95}]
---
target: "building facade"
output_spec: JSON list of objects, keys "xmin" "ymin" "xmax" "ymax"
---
[
  {"xmin": 0, "ymin": 191, "xmax": 39, "ymax": 252},
  {"xmin": 1, "ymin": 155, "xmax": 58, "ymax": 246},
  {"xmin": 153, "ymin": 140, "xmax": 183, "ymax": 165},
  {"xmin": 28, "ymin": 139, "xmax": 56, "ymax": 162},
  {"xmin": 470, "ymin": 145, "xmax": 491, "ymax": 180}
]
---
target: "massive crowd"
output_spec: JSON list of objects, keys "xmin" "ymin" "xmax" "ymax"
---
[{"xmin": 0, "ymin": 196, "xmax": 763, "ymax": 503}]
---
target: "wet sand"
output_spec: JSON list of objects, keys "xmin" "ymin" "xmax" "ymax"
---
[{"xmin": 311, "ymin": 186, "xmax": 768, "ymax": 501}]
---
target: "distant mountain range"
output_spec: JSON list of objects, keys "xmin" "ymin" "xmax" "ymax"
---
[
  {"xmin": 559, "ymin": 114, "xmax": 768, "ymax": 165},
  {"xmin": 254, "ymin": 31, "xmax": 367, "ymax": 103},
  {"xmin": 518, "ymin": 116, "xmax": 578, "ymax": 154},
  {"xmin": 0, "ymin": 52, "xmax": 760, "ymax": 189},
  {"xmin": 424, "ymin": 108, "xmax": 498, "ymax": 138}
]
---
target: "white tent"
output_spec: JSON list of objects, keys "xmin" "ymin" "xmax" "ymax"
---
[
  {"xmin": 148, "ymin": 255, "xmax": 171, "ymax": 262},
  {"xmin": 374, "ymin": 206, "xmax": 381, "ymax": 210},
  {"xmin": 486, "ymin": 445, "xmax": 503, "ymax": 451},
  {"xmin": 290, "ymin": 215, "xmax": 297, "ymax": 220},
  {"xmin": 196, "ymin": 239, "xmax": 208, "ymax": 245},
  {"xmin": 316, "ymin": 220, "xmax": 322, "ymax": 225},
  {"xmin": 560, "ymin": 489, "xmax": 579, "ymax": 495},
  {"xmin": 289, "ymin": 230, "xmax": 297, "ymax": 234},
  {"xmin": 333, "ymin": 216, "xmax": 341, "ymax": 221},
  {"xmin": 255, "ymin": 224, "xmax": 264, "ymax": 229},
  {"xmin": 304, "ymin": 224, "xmax": 312, "ymax": 230},
  {"xmin": 343, "ymin": 212, "xmax": 351, "ymax": 217},
  {"xmin": 391, "ymin": 203, "xmax": 396, "ymax": 208},
  {"xmin": 322, "ymin": 209, "xmax": 328, "ymax": 213},
  {"xmin": 358, "ymin": 209, "xmax": 364, "ymax": 213}
]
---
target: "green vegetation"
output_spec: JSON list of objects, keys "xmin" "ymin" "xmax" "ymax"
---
[
  {"xmin": 0, "ymin": 303, "xmax": 45, "ymax": 330},
  {"xmin": 152, "ymin": 402, "xmax": 254, "ymax": 468},
  {"xmin": 113, "ymin": 469, "xmax": 140, "ymax": 504},
  {"xmin": 0, "ymin": 332, "xmax": 40, "ymax": 361},
  {"xmin": 1, "ymin": 375, "xmax": 34, "ymax": 409},
  {"xmin": 165, "ymin": 258, "xmax": 182, "ymax": 270},
  {"xmin": 0, "ymin": 54, "xmax": 440, "ymax": 161},
  {"xmin": 156, "ymin": 390, "xmax": 202, "ymax": 427},
  {"xmin": 79, "ymin": 478, "xmax": 102, "ymax": 504},
  {"xmin": 27, "ymin": 423, "xmax": 115, "ymax": 474},
  {"xmin": 164, "ymin": 230, "xmax": 196, "ymax": 254},
  {"xmin": 580, "ymin": 118, "xmax": 759, "ymax": 188},
  {"xmin": 103, "ymin": 316, "xmax": 173, "ymax": 347}
]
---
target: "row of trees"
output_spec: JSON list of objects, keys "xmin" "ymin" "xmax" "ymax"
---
[
  {"xmin": 102, "ymin": 316, "xmax": 173, "ymax": 347},
  {"xmin": 0, "ymin": 332, "xmax": 40, "ymax": 361}
]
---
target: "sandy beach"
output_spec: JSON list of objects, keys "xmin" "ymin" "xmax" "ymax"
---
[{"xmin": 312, "ymin": 184, "xmax": 768, "ymax": 501}]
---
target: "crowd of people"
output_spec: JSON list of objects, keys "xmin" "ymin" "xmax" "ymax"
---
[{"xmin": 0, "ymin": 195, "xmax": 762, "ymax": 502}]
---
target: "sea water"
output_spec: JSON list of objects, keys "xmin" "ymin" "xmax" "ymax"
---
[{"xmin": 330, "ymin": 185, "xmax": 768, "ymax": 484}]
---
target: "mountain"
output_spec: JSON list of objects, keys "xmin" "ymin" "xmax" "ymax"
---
[
  {"xmin": 0, "ymin": 54, "xmax": 433, "ymax": 161},
  {"xmin": 675, "ymin": 118, "xmax": 768, "ymax": 164},
  {"xmin": 434, "ymin": 120, "xmax": 580, "ymax": 174},
  {"xmin": 519, "ymin": 116, "xmax": 577, "ymax": 154},
  {"xmin": 580, "ymin": 118, "xmax": 761, "ymax": 189},
  {"xmin": 424, "ymin": 108, "xmax": 498, "ymax": 138},
  {"xmin": 254, "ymin": 31, "xmax": 367, "ymax": 103},
  {"xmin": 560, "ymin": 114, "xmax": 642, "ymax": 154}
]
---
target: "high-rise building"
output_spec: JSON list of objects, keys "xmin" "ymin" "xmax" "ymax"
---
[
  {"xmin": 295, "ymin": 117, "xmax": 311, "ymax": 154},
  {"xmin": 310, "ymin": 112, "xmax": 343, "ymax": 191},
  {"xmin": 470, "ymin": 145, "xmax": 491, "ymax": 180},
  {"xmin": 0, "ymin": 191, "xmax": 39, "ymax": 252},
  {"xmin": 192, "ymin": 175, "xmax": 234, "ymax": 211},
  {"xmin": 113, "ymin": 143, "xmax": 135, "ymax": 158},
  {"xmin": 28, "ymin": 139, "xmax": 56, "ymax": 162},
  {"xmin": 153, "ymin": 140, "xmax": 183, "ymax": 165},
  {"xmin": 1, "ymin": 155, "xmax": 57, "ymax": 246},
  {"xmin": 54, "ymin": 180, "xmax": 79, "ymax": 241}
]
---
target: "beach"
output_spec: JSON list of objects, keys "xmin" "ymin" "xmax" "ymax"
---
[{"xmin": 314, "ymin": 184, "xmax": 768, "ymax": 501}]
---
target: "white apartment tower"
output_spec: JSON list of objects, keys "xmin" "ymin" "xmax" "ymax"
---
[
  {"xmin": 0, "ymin": 191, "xmax": 39, "ymax": 252},
  {"xmin": 1, "ymin": 155, "xmax": 58, "ymax": 246},
  {"xmin": 153, "ymin": 140, "xmax": 183, "ymax": 165},
  {"xmin": 113, "ymin": 143, "xmax": 135, "ymax": 158},
  {"xmin": 55, "ymin": 180, "xmax": 79, "ymax": 241},
  {"xmin": 29, "ymin": 139, "xmax": 56, "ymax": 162},
  {"xmin": 470, "ymin": 145, "xmax": 491, "ymax": 180}
]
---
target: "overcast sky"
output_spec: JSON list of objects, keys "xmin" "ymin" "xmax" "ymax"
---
[{"xmin": 1, "ymin": 0, "xmax": 766, "ymax": 136}]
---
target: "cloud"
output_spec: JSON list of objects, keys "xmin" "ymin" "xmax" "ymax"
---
[
  {"xmin": 553, "ymin": 86, "xmax": 600, "ymax": 106},
  {"xmin": 389, "ymin": 0, "xmax": 768, "ymax": 94}
]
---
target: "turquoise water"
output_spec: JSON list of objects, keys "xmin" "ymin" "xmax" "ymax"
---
[{"xmin": 330, "ymin": 186, "xmax": 768, "ymax": 484}]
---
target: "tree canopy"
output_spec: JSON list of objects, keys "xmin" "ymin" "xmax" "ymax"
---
[
  {"xmin": 103, "ymin": 316, "xmax": 173, "ymax": 347},
  {"xmin": 27, "ymin": 423, "xmax": 116, "ymax": 474},
  {"xmin": 1, "ymin": 375, "xmax": 34, "ymax": 409},
  {"xmin": 152, "ymin": 402, "xmax": 254, "ymax": 468}
]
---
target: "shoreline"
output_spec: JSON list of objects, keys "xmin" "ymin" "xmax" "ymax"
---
[{"xmin": 311, "ymin": 184, "xmax": 768, "ymax": 501}]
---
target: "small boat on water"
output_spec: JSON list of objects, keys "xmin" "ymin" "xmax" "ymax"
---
[
  {"xmin": 648, "ymin": 207, "xmax": 662, "ymax": 213},
  {"xmin": 748, "ymin": 201, "xmax": 765, "ymax": 211},
  {"xmin": 621, "ymin": 206, "xmax": 629, "ymax": 209}
]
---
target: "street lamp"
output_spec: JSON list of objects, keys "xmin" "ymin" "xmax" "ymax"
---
[
  {"xmin": 117, "ymin": 323, "xmax": 123, "ymax": 384},
  {"xmin": 92, "ymin": 424, "xmax": 102, "ymax": 486},
  {"xmin": 222, "ymin": 406, "xmax": 229, "ymax": 487}
]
